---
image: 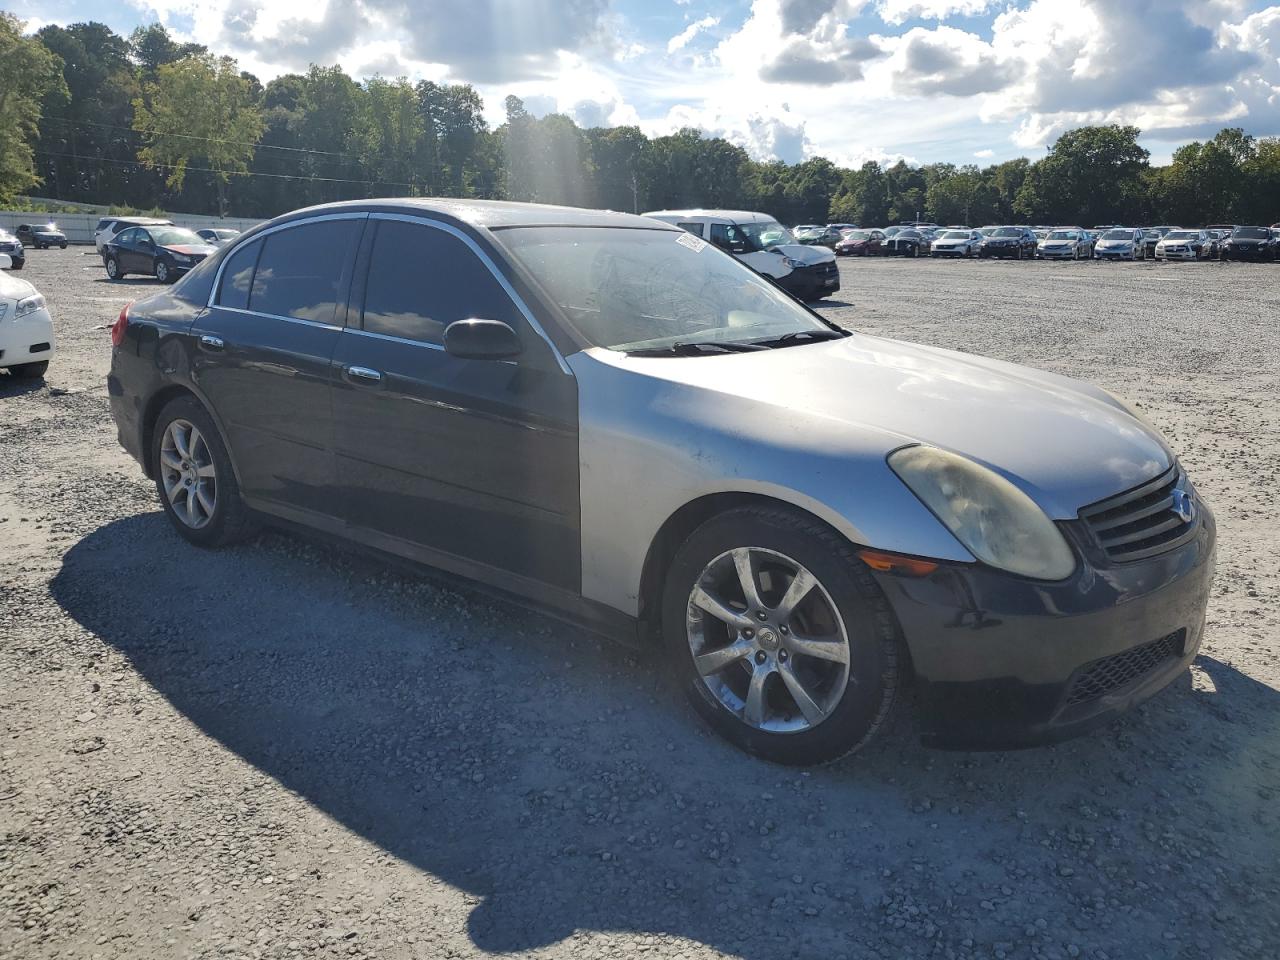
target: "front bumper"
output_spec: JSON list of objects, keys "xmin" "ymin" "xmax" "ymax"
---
[
  {"xmin": 1221, "ymin": 246, "xmax": 1274, "ymax": 261},
  {"xmin": 872, "ymin": 505, "xmax": 1216, "ymax": 749},
  {"xmin": 1037, "ymin": 247, "xmax": 1076, "ymax": 259},
  {"xmin": 1157, "ymin": 247, "xmax": 1198, "ymax": 260},
  {"xmin": 1095, "ymin": 247, "xmax": 1136, "ymax": 260},
  {"xmin": 980, "ymin": 244, "xmax": 1022, "ymax": 258},
  {"xmin": 777, "ymin": 262, "xmax": 840, "ymax": 299},
  {"xmin": 0, "ymin": 308, "xmax": 55, "ymax": 368}
]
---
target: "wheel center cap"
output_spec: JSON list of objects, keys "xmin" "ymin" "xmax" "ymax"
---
[{"xmin": 757, "ymin": 628, "xmax": 779, "ymax": 650}]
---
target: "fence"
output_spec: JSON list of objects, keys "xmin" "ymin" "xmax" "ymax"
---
[{"xmin": 0, "ymin": 211, "xmax": 265, "ymax": 246}]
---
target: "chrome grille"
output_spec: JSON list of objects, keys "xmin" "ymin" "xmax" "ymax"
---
[
  {"xmin": 1064, "ymin": 631, "xmax": 1183, "ymax": 706},
  {"xmin": 1079, "ymin": 464, "xmax": 1197, "ymax": 563}
]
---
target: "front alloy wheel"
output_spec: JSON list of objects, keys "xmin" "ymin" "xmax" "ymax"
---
[{"xmin": 155, "ymin": 259, "xmax": 171, "ymax": 283}]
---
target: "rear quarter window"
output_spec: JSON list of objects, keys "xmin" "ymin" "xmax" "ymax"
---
[{"xmin": 216, "ymin": 239, "xmax": 263, "ymax": 311}]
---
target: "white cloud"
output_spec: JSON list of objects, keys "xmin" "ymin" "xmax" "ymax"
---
[
  {"xmin": 974, "ymin": 148, "xmax": 995, "ymax": 157},
  {"xmin": 667, "ymin": 16, "xmax": 719, "ymax": 54},
  {"xmin": 877, "ymin": 0, "xmax": 996, "ymax": 27}
]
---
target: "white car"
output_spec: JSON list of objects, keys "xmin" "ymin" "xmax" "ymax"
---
[
  {"xmin": 94, "ymin": 216, "xmax": 174, "ymax": 255},
  {"xmin": 644, "ymin": 210, "xmax": 840, "ymax": 301},
  {"xmin": 1155, "ymin": 230, "xmax": 1210, "ymax": 261},
  {"xmin": 0, "ymin": 254, "xmax": 54, "ymax": 379},
  {"xmin": 929, "ymin": 229, "xmax": 983, "ymax": 257}
]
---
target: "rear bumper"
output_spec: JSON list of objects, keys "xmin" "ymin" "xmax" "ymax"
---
[{"xmin": 873, "ymin": 505, "xmax": 1216, "ymax": 749}]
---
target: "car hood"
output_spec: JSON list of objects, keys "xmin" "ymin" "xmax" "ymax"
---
[
  {"xmin": 1098, "ymin": 239, "xmax": 1134, "ymax": 246},
  {"xmin": 768, "ymin": 243, "xmax": 835, "ymax": 264},
  {"xmin": 592, "ymin": 333, "xmax": 1171, "ymax": 518},
  {"xmin": 161, "ymin": 243, "xmax": 218, "ymax": 256},
  {"xmin": 0, "ymin": 271, "xmax": 36, "ymax": 301}
]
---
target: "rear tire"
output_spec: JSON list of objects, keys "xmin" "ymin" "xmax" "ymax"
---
[
  {"xmin": 9, "ymin": 360, "xmax": 48, "ymax": 379},
  {"xmin": 661, "ymin": 505, "xmax": 902, "ymax": 765},
  {"xmin": 151, "ymin": 396, "xmax": 259, "ymax": 547}
]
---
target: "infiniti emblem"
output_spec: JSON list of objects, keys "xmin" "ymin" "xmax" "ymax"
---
[{"xmin": 1171, "ymin": 487, "xmax": 1196, "ymax": 524}]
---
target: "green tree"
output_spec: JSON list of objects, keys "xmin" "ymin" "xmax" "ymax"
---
[
  {"xmin": 129, "ymin": 24, "xmax": 205, "ymax": 82},
  {"xmin": 0, "ymin": 13, "xmax": 67, "ymax": 202},
  {"xmin": 133, "ymin": 54, "xmax": 265, "ymax": 214},
  {"xmin": 354, "ymin": 76, "xmax": 424, "ymax": 194},
  {"xmin": 1033, "ymin": 125, "xmax": 1149, "ymax": 224}
]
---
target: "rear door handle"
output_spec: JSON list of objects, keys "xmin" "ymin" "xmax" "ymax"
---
[
  {"xmin": 345, "ymin": 365, "xmax": 383, "ymax": 384},
  {"xmin": 199, "ymin": 335, "xmax": 224, "ymax": 351}
]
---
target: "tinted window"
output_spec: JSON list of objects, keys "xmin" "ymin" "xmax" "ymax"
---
[
  {"xmin": 362, "ymin": 219, "xmax": 517, "ymax": 345},
  {"xmin": 249, "ymin": 219, "xmax": 361, "ymax": 323},
  {"xmin": 116, "ymin": 228, "xmax": 140, "ymax": 245},
  {"xmin": 217, "ymin": 239, "xmax": 262, "ymax": 311},
  {"xmin": 709, "ymin": 223, "xmax": 749, "ymax": 249},
  {"xmin": 173, "ymin": 248, "xmax": 223, "ymax": 305},
  {"xmin": 676, "ymin": 222, "xmax": 703, "ymax": 236}
]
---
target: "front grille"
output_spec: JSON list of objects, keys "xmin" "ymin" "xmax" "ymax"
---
[
  {"xmin": 0, "ymin": 304, "xmax": 7, "ymax": 322},
  {"xmin": 814, "ymin": 261, "xmax": 837, "ymax": 277},
  {"xmin": 1064, "ymin": 631, "xmax": 1183, "ymax": 706},
  {"xmin": 1079, "ymin": 464, "xmax": 1197, "ymax": 562}
]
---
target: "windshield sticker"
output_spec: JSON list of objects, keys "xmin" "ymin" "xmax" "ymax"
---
[{"xmin": 676, "ymin": 231, "xmax": 707, "ymax": 253}]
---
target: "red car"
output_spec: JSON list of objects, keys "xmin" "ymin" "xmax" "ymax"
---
[{"xmin": 835, "ymin": 229, "xmax": 886, "ymax": 256}]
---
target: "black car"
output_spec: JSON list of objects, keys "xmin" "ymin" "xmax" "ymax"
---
[
  {"xmin": 16, "ymin": 223, "xmax": 68, "ymax": 249},
  {"xmin": 881, "ymin": 229, "xmax": 928, "ymax": 257},
  {"xmin": 1219, "ymin": 226, "xmax": 1279, "ymax": 262},
  {"xmin": 103, "ymin": 225, "xmax": 218, "ymax": 283},
  {"xmin": 979, "ymin": 226, "xmax": 1038, "ymax": 260},
  {"xmin": 0, "ymin": 230, "xmax": 25, "ymax": 270}
]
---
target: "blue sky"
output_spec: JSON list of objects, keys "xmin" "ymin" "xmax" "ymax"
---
[{"xmin": 13, "ymin": 0, "xmax": 1280, "ymax": 167}]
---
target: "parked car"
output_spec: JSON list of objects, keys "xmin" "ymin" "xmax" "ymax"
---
[
  {"xmin": 645, "ymin": 210, "xmax": 839, "ymax": 300},
  {"xmin": 929, "ymin": 229, "xmax": 983, "ymax": 258},
  {"xmin": 1206, "ymin": 224, "xmax": 1237, "ymax": 237},
  {"xmin": 899, "ymin": 221, "xmax": 939, "ymax": 232},
  {"xmin": 1219, "ymin": 226, "xmax": 1279, "ymax": 262},
  {"xmin": 1036, "ymin": 228, "xmax": 1094, "ymax": 260},
  {"xmin": 95, "ymin": 216, "xmax": 174, "ymax": 254},
  {"xmin": 196, "ymin": 228, "xmax": 242, "ymax": 247},
  {"xmin": 0, "ymin": 230, "xmax": 25, "ymax": 270},
  {"xmin": 15, "ymin": 223, "xmax": 68, "ymax": 249},
  {"xmin": 882, "ymin": 226, "xmax": 904, "ymax": 238},
  {"xmin": 979, "ymin": 226, "xmax": 1038, "ymax": 260},
  {"xmin": 828, "ymin": 222, "xmax": 858, "ymax": 233},
  {"xmin": 0, "ymin": 252, "xmax": 53, "ymax": 378},
  {"xmin": 1094, "ymin": 228, "xmax": 1147, "ymax": 261},
  {"xmin": 834, "ymin": 229, "xmax": 885, "ymax": 256},
  {"xmin": 795, "ymin": 225, "xmax": 845, "ymax": 249},
  {"xmin": 103, "ymin": 225, "xmax": 218, "ymax": 283},
  {"xmin": 881, "ymin": 228, "xmax": 929, "ymax": 257},
  {"xmin": 1154, "ymin": 230, "xmax": 1211, "ymax": 261},
  {"xmin": 1142, "ymin": 226, "xmax": 1175, "ymax": 258},
  {"xmin": 107, "ymin": 198, "xmax": 1216, "ymax": 763}
]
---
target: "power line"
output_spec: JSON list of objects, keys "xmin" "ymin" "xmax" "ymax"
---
[
  {"xmin": 34, "ymin": 150, "xmax": 422, "ymax": 190},
  {"xmin": 39, "ymin": 115, "xmax": 362, "ymax": 161}
]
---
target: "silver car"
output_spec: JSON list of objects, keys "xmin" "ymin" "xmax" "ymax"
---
[
  {"xmin": 929, "ymin": 229, "xmax": 983, "ymax": 257},
  {"xmin": 108, "ymin": 200, "xmax": 1216, "ymax": 764},
  {"xmin": 1037, "ymin": 228, "xmax": 1093, "ymax": 260},
  {"xmin": 1094, "ymin": 228, "xmax": 1147, "ymax": 261}
]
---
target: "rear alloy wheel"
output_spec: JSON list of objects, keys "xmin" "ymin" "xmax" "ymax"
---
[
  {"xmin": 662, "ymin": 506, "xmax": 901, "ymax": 765},
  {"xmin": 152, "ymin": 397, "xmax": 258, "ymax": 547}
]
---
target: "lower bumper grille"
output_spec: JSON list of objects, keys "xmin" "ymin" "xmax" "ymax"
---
[{"xmin": 1065, "ymin": 630, "xmax": 1184, "ymax": 706}]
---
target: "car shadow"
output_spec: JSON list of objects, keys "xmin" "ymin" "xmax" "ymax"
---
[
  {"xmin": 50, "ymin": 514, "xmax": 1279, "ymax": 957},
  {"xmin": 0, "ymin": 371, "xmax": 47, "ymax": 395},
  {"xmin": 90, "ymin": 276, "xmax": 163, "ymax": 287}
]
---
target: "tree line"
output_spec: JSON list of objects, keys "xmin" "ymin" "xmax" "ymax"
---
[{"xmin": 4, "ymin": 14, "xmax": 1280, "ymax": 227}]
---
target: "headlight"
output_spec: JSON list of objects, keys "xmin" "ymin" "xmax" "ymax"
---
[
  {"xmin": 172, "ymin": 253, "xmax": 193, "ymax": 264},
  {"xmin": 888, "ymin": 445, "xmax": 1076, "ymax": 580},
  {"xmin": 782, "ymin": 256, "xmax": 806, "ymax": 269},
  {"xmin": 15, "ymin": 293, "xmax": 46, "ymax": 319}
]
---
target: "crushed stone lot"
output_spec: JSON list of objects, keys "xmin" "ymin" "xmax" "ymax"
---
[{"xmin": 2, "ymin": 246, "xmax": 1278, "ymax": 960}]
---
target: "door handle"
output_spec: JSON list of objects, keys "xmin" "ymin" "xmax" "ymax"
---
[
  {"xmin": 345, "ymin": 365, "xmax": 383, "ymax": 383},
  {"xmin": 199, "ymin": 335, "xmax": 224, "ymax": 351}
]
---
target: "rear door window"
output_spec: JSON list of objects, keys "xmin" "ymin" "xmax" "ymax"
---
[
  {"xmin": 248, "ymin": 219, "xmax": 362, "ymax": 324},
  {"xmin": 676, "ymin": 222, "xmax": 704, "ymax": 236},
  {"xmin": 360, "ymin": 218, "xmax": 519, "ymax": 346},
  {"xmin": 217, "ymin": 240, "xmax": 262, "ymax": 311}
]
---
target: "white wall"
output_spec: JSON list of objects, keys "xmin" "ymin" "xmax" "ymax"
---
[{"xmin": 0, "ymin": 211, "xmax": 265, "ymax": 245}]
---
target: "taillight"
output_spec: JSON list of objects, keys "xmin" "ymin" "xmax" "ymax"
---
[{"xmin": 111, "ymin": 302, "xmax": 131, "ymax": 348}]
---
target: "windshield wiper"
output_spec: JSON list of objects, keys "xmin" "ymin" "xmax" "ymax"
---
[
  {"xmin": 749, "ymin": 329, "xmax": 849, "ymax": 349},
  {"xmin": 625, "ymin": 340, "xmax": 771, "ymax": 357}
]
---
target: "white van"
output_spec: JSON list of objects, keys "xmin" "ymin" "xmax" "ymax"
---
[{"xmin": 643, "ymin": 209, "xmax": 840, "ymax": 301}]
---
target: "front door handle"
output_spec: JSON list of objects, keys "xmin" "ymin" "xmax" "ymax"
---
[
  {"xmin": 345, "ymin": 365, "xmax": 383, "ymax": 383},
  {"xmin": 199, "ymin": 335, "xmax": 224, "ymax": 351}
]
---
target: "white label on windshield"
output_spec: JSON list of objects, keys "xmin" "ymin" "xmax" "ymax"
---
[{"xmin": 676, "ymin": 232, "xmax": 707, "ymax": 253}]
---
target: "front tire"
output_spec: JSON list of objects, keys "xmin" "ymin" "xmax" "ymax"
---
[
  {"xmin": 661, "ymin": 506, "xmax": 901, "ymax": 765},
  {"xmin": 155, "ymin": 259, "xmax": 172, "ymax": 284},
  {"xmin": 151, "ymin": 396, "xmax": 258, "ymax": 547},
  {"xmin": 105, "ymin": 256, "xmax": 123, "ymax": 280}
]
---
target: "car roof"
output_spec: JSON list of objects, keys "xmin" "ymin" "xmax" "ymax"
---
[
  {"xmin": 273, "ymin": 198, "xmax": 677, "ymax": 231},
  {"xmin": 642, "ymin": 209, "xmax": 777, "ymax": 225}
]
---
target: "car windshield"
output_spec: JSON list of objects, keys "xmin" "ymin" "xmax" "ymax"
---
[
  {"xmin": 148, "ymin": 227, "xmax": 205, "ymax": 246},
  {"xmin": 1233, "ymin": 227, "xmax": 1268, "ymax": 239},
  {"xmin": 1102, "ymin": 229, "xmax": 1134, "ymax": 240},
  {"xmin": 34, "ymin": 224, "xmax": 59, "ymax": 233},
  {"xmin": 739, "ymin": 221, "xmax": 795, "ymax": 250},
  {"xmin": 1048, "ymin": 231, "xmax": 1074, "ymax": 240},
  {"xmin": 939, "ymin": 231, "xmax": 968, "ymax": 239},
  {"xmin": 0, "ymin": 230, "xmax": 15, "ymax": 241},
  {"xmin": 841, "ymin": 231, "xmax": 870, "ymax": 241},
  {"xmin": 991, "ymin": 228, "xmax": 1021, "ymax": 238},
  {"xmin": 1165, "ymin": 231, "xmax": 1198, "ymax": 240},
  {"xmin": 499, "ymin": 226, "xmax": 833, "ymax": 352}
]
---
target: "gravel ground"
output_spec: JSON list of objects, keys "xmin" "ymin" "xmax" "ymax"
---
[{"xmin": 2, "ymin": 247, "xmax": 1278, "ymax": 960}]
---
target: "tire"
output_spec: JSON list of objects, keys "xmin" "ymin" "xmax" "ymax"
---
[
  {"xmin": 10, "ymin": 260, "xmax": 22, "ymax": 271},
  {"xmin": 661, "ymin": 505, "xmax": 902, "ymax": 765},
  {"xmin": 9, "ymin": 360, "xmax": 48, "ymax": 379},
  {"xmin": 60, "ymin": 243, "xmax": 67, "ymax": 250},
  {"xmin": 151, "ymin": 395, "xmax": 258, "ymax": 547},
  {"xmin": 105, "ymin": 256, "xmax": 123, "ymax": 280},
  {"xmin": 155, "ymin": 259, "xmax": 172, "ymax": 284}
]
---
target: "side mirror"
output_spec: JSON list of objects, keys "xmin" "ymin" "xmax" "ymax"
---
[
  {"xmin": 0, "ymin": 254, "xmax": 10, "ymax": 270},
  {"xmin": 443, "ymin": 318, "xmax": 523, "ymax": 361}
]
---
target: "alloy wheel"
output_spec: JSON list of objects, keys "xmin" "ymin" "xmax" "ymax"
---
[
  {"xmin": 160, "ymin": 419, "xmax": 217, "ymax": 529},
  {"xmin": 686, "ymin": 547, "xmax": 852, "ymax": 733}
]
